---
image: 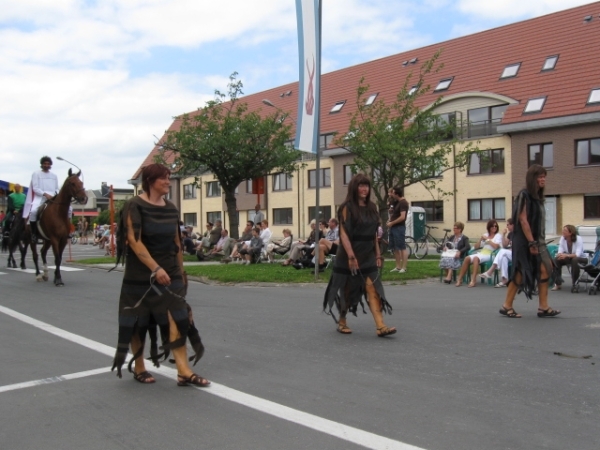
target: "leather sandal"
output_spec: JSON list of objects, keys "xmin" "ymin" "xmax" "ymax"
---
[
  {"xmin": 499, "ymin": 306, "xmax": 521, "ymax": 318},
  {"xmin": 177, "ymin": 373, "xmax": 211, "ymax": 387},
  {"xmin": 133, "ymin": 371, "xmax": 156, "ymax": 383},
  {"xmin": 376, "ymin": 326, "xmax": 397, "ymax": 337},
  {"xmin": 537, "ymin": 307, "xmax": 561, "ymax": 318},
  {"xmin": 337, "ymin": 323, "xmax": 352, "ymax": 334}
]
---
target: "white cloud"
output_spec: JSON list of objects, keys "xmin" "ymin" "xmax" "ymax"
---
[{"xmin": 456, "ymin": 0, "xmax": 592, "ymax": 20}]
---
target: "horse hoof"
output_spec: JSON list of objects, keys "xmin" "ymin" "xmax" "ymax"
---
[
  {"xmin": 55, "ymin": 281, "xmax": 64, "ymax": 286},
  {"xmin": 42, "ymin": 275, "xmax": 49, "ymax": 282},
  {"xmin": 36, "ymin": 276, "xmax": 43, "ymax": 282}
]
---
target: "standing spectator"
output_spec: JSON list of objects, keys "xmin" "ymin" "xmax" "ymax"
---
[
  {"xmin": 386, "ymin": 186, "xmax": 409, "ymax": 273},
  {"xmin": 323, "ymin": 174, "xmax": 396, "ymax": 337},
  {"xmin": 551, "ymin": 224, "xmax": 587, "ymax": 291},
  {"xmin": 499, "ymin": 164, "xmax": 560, "ymax": 318},
  {"xmin": 253, "ymin": 204, "xmax": 265, "ymax": 227}
]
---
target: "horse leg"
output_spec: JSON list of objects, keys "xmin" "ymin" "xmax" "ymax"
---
[
  {"xmin": 53, "ymin": 238, "xmax": 66, "ymax": 286},
  {"xmin": 30, "ymin": 239, "xmax": 43, "ymax": 281},
  {"xmin": 41, "ymin": 240, "xmax": 51, "ymax": 282},
  {"xmin": 19, "ymin": 241, "xmax": 27, "ymax": 270}
]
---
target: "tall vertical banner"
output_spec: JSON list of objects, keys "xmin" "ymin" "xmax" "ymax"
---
[{"xmin": 295, "ymin": 0, "xmax": 321, "ymax": 154}]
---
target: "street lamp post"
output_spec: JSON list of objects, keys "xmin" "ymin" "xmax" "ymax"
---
[{"xmin": 56, "ymin": 156, "xmax": 85, "ymax": 244}]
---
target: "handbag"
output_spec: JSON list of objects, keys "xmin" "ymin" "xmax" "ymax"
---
[{"xmin": 441, "ymin": 249, "xmax": 459, "ymax": 258}]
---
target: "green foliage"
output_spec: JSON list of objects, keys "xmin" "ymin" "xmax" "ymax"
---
[
  {"xmin": 337, "ymin": 50, "xmax": 481, "ymax": 221},
  {"xmin": 97, "ymin": 199, "xmax": 126, "ymax": 225},
  {"xmin": 157, "ymin": 72, "xmax": 301, "ymax": 239}
]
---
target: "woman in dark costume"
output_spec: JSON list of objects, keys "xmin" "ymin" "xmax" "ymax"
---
[
  {"xmin": 111, "ymin": 164, "xmax": 210, "ymax": 386},
  {"xmin": 323, "ymin": 174, "xmax": 396, "ymax": 337},
  {"xmin": 499, "ymin": 164, "xmax": 560, "ymax": 318}
]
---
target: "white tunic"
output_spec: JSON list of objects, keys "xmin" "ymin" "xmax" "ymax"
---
[{"xmin": 23, "ymin": 170, "xmax": 59, "ymax": 220}]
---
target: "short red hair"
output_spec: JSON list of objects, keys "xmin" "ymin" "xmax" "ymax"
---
[{"xmin": 141, "ymin": 164, "xmax": 171, "ymax": 193}]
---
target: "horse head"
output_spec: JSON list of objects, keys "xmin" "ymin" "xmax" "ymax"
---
[{"xmin": 66, "ymin": 168, "xmax": 88, "ymax": 204}]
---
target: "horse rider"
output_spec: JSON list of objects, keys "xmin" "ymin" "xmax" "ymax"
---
[
  {"xmin": 2, "ymin": 184, "xmax": 26, "ymax": 237},
  {"xmin": 23, "ymin": 156, "xmax": 59, "ymax": 242}
]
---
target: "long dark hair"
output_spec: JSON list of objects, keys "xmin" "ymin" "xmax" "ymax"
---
[
  {"xmin": 338, "ymin": 174, "xmax": 379, "ymax": 223},
  {"xmin": 525, "ymin": 164, "xmax": 546, "ymax": 202}
]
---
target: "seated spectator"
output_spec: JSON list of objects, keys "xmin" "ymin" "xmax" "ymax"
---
[
  {"xmin": 238, "ymin": 226, "xmax": 262, "ymax": 265},
  {"xmin": 314, "ymin": 218, "xmax": 339, "ymax": 268},
  {"xmin": 266, "ymin": 229, "xmax": 293, "ymax": 262},
  {"xmin": 181, "ymin": 231, "xmax": 197, "ymax": 255},
  {"xmin": 439, "ymin": 221, "xmax": 471, "ymax": 283},
  {"xmin": 456, "ymin": 219, "xmax": 502, "ymax": 287},
  {"xmin": 479, "ymin": 218, "xmax": 514, "ymax": 287},
  {"xmin": 259, "ymin": 219, "xmax": 272, "ymax": 247},
  {"xmin": 185, "ymin": 225, "xmax": 198, "ymax": 240},
  {"xmin": 206, "ymin": 229, "xmax": 230, "ymax": 257},
  {"xmin": 200, "ymin": 220, "xmax": 222, "ymax": 253},
  {"xmin": 223, "ymin": 221, "xmax": 254, "ymax": 263},
  {"xmin": 282, "ymin": 219, "xmax": 319, "ymax": 266},
  {"xmin": 552, "ymin": 224, "xmax": 587, "ymax": 291}
]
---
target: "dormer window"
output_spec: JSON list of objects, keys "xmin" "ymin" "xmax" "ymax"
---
[
  {"xmin": 587, "ymin": 88, "xmax": 600, "ymax": 105},
  {"xmin": 524, "ymin": 97, "xmax": 546, "ymax": 114},
  {"xmin": 542, "ymin": 55, "xmax": 558, "ymax": 71},
  {"xmin": 501, "ymin": 63, "xmax": 520, "ymax": 79},
  {"xmin": 434, "ymin": 77, "xmax": 453, "ymax": 92},
  {"xmin": 365, "ymin": 93, "xmax": 378, "ymax": 106},
  {"xmin": 330, "ymin": 101, "xmax": 346, "ymax": 113}
]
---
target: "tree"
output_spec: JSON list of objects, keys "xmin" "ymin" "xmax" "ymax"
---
[
  {"xmin": 157, "ymin": 73, "xmax": 300, "ymax": 239},
  {"xmin": 337, "ymin": 50, "xmax": 481, "ymax": 225}
]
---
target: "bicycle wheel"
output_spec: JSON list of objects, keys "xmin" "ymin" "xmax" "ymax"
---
[
  {"xmin": 404, "ymin": 236, "xmax": 416, "ymax": 259},
  {"xmin": 413, "ymin": 236, "xmax": 429, "ymax": 260}
]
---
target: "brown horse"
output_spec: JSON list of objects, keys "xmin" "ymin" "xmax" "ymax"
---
[{"xmin": 25, "ymin": 169, "xmax": 87, "ymax": 286}]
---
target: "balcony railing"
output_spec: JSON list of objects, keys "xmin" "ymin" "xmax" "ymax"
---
[{"xmin": 466, "ymin": 119, "xmax": 502, "ymax": 138}]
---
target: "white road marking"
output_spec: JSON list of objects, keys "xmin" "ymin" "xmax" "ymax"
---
[
  {"xmin": 5, "ymin": 266, "xmax": 84, "ymax": 274},
  {"xmin": 0, "ymin": 367, "xmax": 110, "ymax": 393},
  {"xmin": 0, "ymin": 272, "xmax": 6, "ymax": 275},
  {"xmin": 0, "ymin": 304, "xmax": 426, "ymax": 450}
]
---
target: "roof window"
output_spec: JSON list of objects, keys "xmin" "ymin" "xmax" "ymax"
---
[
  {"xmin": 365, "ymin": 93, "xmax": 378, "ymax": 106},
  {"xmin": 409, "ymin": 57, "xmax": 418, "ymax": 64},
  {"xmin": 408, "ymin": 85, "xmax": 419, "ymax": 96},
  {"xmin": 434, "ymin": 77, "xmax": 453, "ymax": 92},
  {"xmin": 500, "ymin": 63, "xmax": 520, "ymax": 79},
  {"xmin": 330, "ymin": 101, "xmax": 346, "ymax": 113},
  {"xmin": 588, "ymin": 88, "xmax": 600, "ymax": 105},
  {"xmin": 524, "ymin": 97, "xmax": 546, "ymax": 114},
  {"xmin": 542, "ymin": 55, "xmax": 558, "ymax": 71}
]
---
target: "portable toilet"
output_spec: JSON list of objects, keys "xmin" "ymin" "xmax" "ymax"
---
[
  {"xmin": 576, "ymin": 225, "xmax": 600, "ymax": 252},
  {"xmin": 406, "ymin": 207, "xmax": 426, "ymax": 240}
]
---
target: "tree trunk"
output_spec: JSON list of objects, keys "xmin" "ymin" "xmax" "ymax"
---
[{"xmin": 224, "ymin": 190, "xmax": 240, "ymax": 239}]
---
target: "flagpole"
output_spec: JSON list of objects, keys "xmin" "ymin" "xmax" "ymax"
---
[{"xmin": 313, "ymin": 0, "xmax": 322, "ymax": 281}]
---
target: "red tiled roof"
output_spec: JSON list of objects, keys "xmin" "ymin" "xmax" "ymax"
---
[{"xmin": 134, "ymin": 2, "xmax": 600, "ymax": 179}]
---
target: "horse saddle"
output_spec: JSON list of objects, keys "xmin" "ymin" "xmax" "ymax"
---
[{"xmin": 36, "ymin": 203, "xmax": 51, "ymax": 241}]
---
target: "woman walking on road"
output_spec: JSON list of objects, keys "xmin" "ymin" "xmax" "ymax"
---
[
  {"xmin": 499, "ymin": 164, "xmax": 560, "ymax": 318},
  {"xmin": 111, "ymin": 164, "xmax": 209, "ymax": 387},
  {"xmin": 323, "ymin": 174, "xmax": 396, "ymax": 337}
]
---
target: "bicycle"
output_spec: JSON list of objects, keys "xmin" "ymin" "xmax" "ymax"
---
[{"xmin": 407, "ymin": 225, "xmax": 452, "ymax": 260}]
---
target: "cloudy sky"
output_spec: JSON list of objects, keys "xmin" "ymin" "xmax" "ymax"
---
[{"xmin": 0, "ymin": 0, "xmax": 592, "ymax": 190}]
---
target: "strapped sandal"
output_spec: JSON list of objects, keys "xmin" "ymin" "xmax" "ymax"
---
[
  {"xmin": 337, "ymin": 323, "xmax": 352, "ymax": 334},
  {"xmin": 499, "ymin": 306, "xmax": 521, "ymax": 318},
  {"xmin": 376, "ymin": 326, "xmax": 397, "ymax": 337},
  {"xmin": 177, "ymin": 373, "xmax": 211, "ymax": 387},
  {"xmin": 537, "ymin": 307, "xmax": 561, "ymax": 318},
  {"xmin": 133, "ymin": 371, "xmax": 156, "ymax": 384}
]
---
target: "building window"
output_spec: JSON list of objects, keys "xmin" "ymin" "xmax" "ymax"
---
[
  {"xmin": 206, "ymin": 181, "xmax": 221, "ymax": 197},
  {"xmin": 500, "ymin": 63, "xmax": 520, "ymax": 79},
  {"xmin": 273, "ymin": 173, "xmax": 293, "ymax": 191},
  {"xmin": 524, "ymin": 97, "xmax": 546, "ymax": 114},
  {"xmin": 434, "ymin": 77, "xmax": 453, "ymax": 92},
  {"xmin": 412, "ymin": 201, "xmax": 444, "ymax": 222},
  {"xmin": 165, "ymin": 187, "xmax": 172, "ymax": 200},
  {"xmin": 528, "ymin": 143, "xmax": 553, "ymax": 168},
  {"xmin": 542, "ymin": 55, "xmax": 558, "ymax": 71},
  {"xmin": 584, "ymin": 195, "xmax": 600, "ymax": 219},
  {"xmin": 468, "ymin": 149, "xmax": 505, "ymax": 175},
  {"xmin": 343, "ymin": 165, "xmax": 355, "ymax": 185},
  {"xmin": 273, "ymin": 208, "xmax": 293, "ymax": 225},
  {"xmin": 308, "ymin": 168, "xmax": 331, "ymax": 188},
  {"xmin": 435, "ymin": 112, "xmax": 456, "ymax": 140},
  {"xmin": 308, "ymin": 206, "xmax": 332, "ymax": 223},
  {"xmin": 206, "ymin": 212, "xmax": 221, "ymax": 224},
  {"xmin": 408, "ymin": 85, "xmax": 418, "ymax": 96},
  {"xmin": 319, "ymin": 133, "xmax": 335, "ymax": 149},
  {"xmin": 467, "ymin": 104, "xmax": 508, "ymax": 137},
  {"xmin": 183, "ymin": 184, "xmax": 197, "ymax": 199},
  {"xmin": 183, "ymin": 213, "xmax": 197, "ymax": 227},
  {"xmin": 588, "ymin": 88, "xmax": 600, "ymax": 105},
  {"xmin": 330, "ymin": 101, "xmax": 346, "ymax": 113},
  {"xmin": 365, "ymin": 93, "xmax": 378, "ymax": 106},
  {"xmin": 246, "ymin": 179, "xmax": 253, "ymax": 194},
  {"xmin": 575, "ymin": 138, "xmax": 600, "ymax": 166},
  {"xmin": 468, "ymin": 198, "xmax": 505, "ymax": 221}
]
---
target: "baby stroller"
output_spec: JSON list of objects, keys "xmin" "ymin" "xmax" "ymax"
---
[{"xmin": 572, "ymin": 240, "xmax": 600, "ymax": 295}]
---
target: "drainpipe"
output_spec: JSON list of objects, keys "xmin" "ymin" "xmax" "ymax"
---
[{"xmin": 453, "ymin": 143, "xmax": 457, "ymax": 224}]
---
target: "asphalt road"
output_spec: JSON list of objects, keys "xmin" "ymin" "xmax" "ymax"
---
[{"xmin": 0, "ymin": 245, "xmax": 599, "ymax": 450}]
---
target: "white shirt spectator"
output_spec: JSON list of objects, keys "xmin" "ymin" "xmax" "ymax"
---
[{"xmin": 557, "ymin": 235, "xmax": 585, "ymax": 258}]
